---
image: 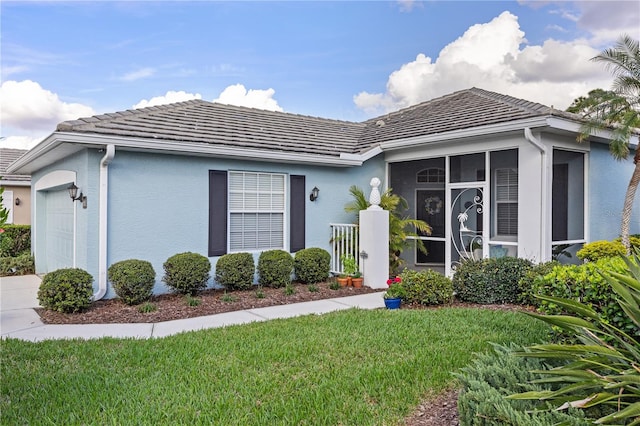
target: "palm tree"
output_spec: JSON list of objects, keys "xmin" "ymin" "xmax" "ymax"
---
[
  {"xmin": 569, "ymin": 35, "xmax": 640, "ymax": 251},
  {"xmin": 345, "ymin": 185, "xmax": 432, "ymax": 275}
]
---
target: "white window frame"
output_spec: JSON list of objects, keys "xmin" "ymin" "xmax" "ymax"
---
[
  {"xmin": 2, "ymin": 189, "xmax": 14, "ymax": 224},
  {"xmin": 228, "ymin": 171, "xmax": 286, "ymax": 252}
]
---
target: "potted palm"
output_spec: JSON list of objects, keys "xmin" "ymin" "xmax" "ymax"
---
[
  {"xmin": 383, "ymin": 276, "xmax": 405, "ymax": 309},
  {"xmin": 351, "ymin": 270, "xmax": 364, "ymax": 288}
]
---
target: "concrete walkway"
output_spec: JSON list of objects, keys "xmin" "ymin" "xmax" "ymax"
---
[{"xmin": 0, "ymin": 275, "xmax": 386, "ymax": 342}]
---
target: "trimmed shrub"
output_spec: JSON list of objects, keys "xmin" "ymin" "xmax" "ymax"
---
[
  {"xmin": 162, "ymin": 252, "xmax": 211, "ymax": 295},
  {"xmin": 531, "ymin": 257, "xmax": 636, "ymax": 340},
  {"xmin": 108, "ymin": 259, "xmax": 156, "ymax": 305},
  {"xmin": 0, "ymin": 224, "xmax": 30, "ymax": 257},
  {"xmin": 456, "ymin": 345, "xmax": 590, "ymax": 425},
  {"xmin": 0, "ymin": 252, "xmax": 35, "ymax": 276},
  {"xmin": 294, "ymin": 247, "xmax": 331, "ymax": 284},
  {"xmin": 37, "ymin": 268, "xmax": 93, "ymax": 313},
  {"xmin": 517, "ymin": 260, "xmax": 559, "ymax": 305},
  {"xmin": 453, "ymin": 257, "xmax": 533, "ymax": 304},
  {"xmin": 215, "ymin": 252, "xmax": 255, "ymax": 290},
  {"xmin": 399, "ymin": 269, "xmax": 453, "ymax": 305},
  {"xmin": 577, "ymin": 240, "xmax": 625, "ymax": 262},
  {"xmin": 257, "ymin": 250, "xmax": 293, "ymax": 288}
]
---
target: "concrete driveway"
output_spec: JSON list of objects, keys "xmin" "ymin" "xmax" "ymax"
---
[{"xmin": 0, "ymin": 275, "xmax": 44, "ymax": 336}]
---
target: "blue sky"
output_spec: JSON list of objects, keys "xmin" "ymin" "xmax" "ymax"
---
[{"xmin": 1, "ymin": 1, "xmax": 639, "ymax": 149}]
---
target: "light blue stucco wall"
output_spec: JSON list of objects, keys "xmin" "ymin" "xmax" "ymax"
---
[
  {"xmin": 589, "ymin": 142, "xmax": 640, "ymax": 241},
  {"xmin": 103, "ymin": 150, "xmax": 385, "ymax": 296},
  {"xmin": 31, "ymin": 149, "xmax": 101, "ymax": 277}
]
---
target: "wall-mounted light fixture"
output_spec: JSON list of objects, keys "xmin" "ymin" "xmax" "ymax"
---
[
  {"xmin": 309, "ymin": 186, "xmax": 319, "ymax": 202},
  {"xmin": 15, "ymin": 197, "xmax": 21, "ymax": 206},
  {"xmin": 67, "ymin": 183, "xmax": 87, "ymax": 209}
]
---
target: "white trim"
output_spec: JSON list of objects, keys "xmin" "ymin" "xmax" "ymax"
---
[
  {"xmin": 8, "ymin": 132, "xmax": 364, "ymax": 175},
  {"xmin": 0, "ymin": 180, "xmax": 31, "ymax": 187},
  {"xmin": 2, "ymin": 190, "xmax": 14, "ymax": 224}
]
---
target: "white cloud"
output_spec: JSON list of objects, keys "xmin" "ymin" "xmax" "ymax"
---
[
  {"xmin": 213, "ymin": 84, "xmax": 283, "ymax": 112},
  {"xmin": 120, "ymin": 67, "xmax": 156, "ymax": 82},
  {"xmin": 572, "ymin": 1, "xmax": 640, "ymax": 45},
  {"xmin": 133, "ymin": 90, "xmax": 202, "ymax": 109},
  {"xmin": 0, "ymin": 80, "xmax": 95, "ymax": 132},
  {"xmin": 0, "ymin": 135, "xmax": 44, "ymax": 150},
  {"xmin": 353, "ymin": 11, "xmax": 612, "ymax": 115}
]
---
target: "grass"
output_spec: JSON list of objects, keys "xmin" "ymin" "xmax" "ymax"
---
[{"xmin": 1, "ymin": 308, "xmax": 549, "ymax": 425}]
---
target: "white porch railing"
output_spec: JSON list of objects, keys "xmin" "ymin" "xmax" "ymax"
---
[{"xmin": 329, "ymin": 223, "xmax": 359, "ymax": 274}]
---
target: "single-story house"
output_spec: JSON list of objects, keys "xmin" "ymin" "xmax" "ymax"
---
[
  {"xmin": 7, "ymin": 87, "xmax": 640, "ymax": 298},
  {"xmin": 0, "ymin": 148, "xmax": 31, "ymax": 225}
]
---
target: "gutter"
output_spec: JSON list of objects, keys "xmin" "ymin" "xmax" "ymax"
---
[
  {"xmin": 94, "ymin": 144, "xmax": 115, "ymax": 301},
  {"xmin": 524, "ymin": 127, "xmax": 548, "ymax": 261}
]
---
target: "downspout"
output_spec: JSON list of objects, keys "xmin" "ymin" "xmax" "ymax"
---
[
  {"xmin": 94, "ymin": 144, "xmax": 115, "ymax": 301},
  {"xmin": 524, "ymin": 128, "xmax": 548, "ymax": 261}
]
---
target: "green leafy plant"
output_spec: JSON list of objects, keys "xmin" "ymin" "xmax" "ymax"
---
[
  {"xmin": 221, "ymin": 292, "xmax": 237, "ymax": 303},
  {"xmin": 329, "ymin": 279, "xmax": 340, "ymax": 290},
  {"xmin": 456, "ymin": 344, "xmax": 589, "ymax": 425},
  {"xmin": 162, "ymin": 252, "xmax": 211, "ymax": 295},
  {"xmin": 517, "ymin": 260, "xmax": 559, "ymax": 305},
  {"xmin": 345, "ymin": 185, "xmax": 432, "ymax": 276},
  {"xmin": 108, "ymin": 259, "xmax": 156, "ymax": 305},
  {"xmin": 531, "ymin": 257, "xmax": 635, "ymax": 340},
  {"xmin": 257, "ymin": 249, "xmax": 293, "ymax": 288},
  {"xmin": 255, "ymin": 287, "xmax": 265, "ymax": 299},
  {"xmin": 509, "ymin": 251, "xmax": 640, "ymax": 424},
  {"xmin": 137, "ymin": 302, "xmax": 157, "ymax": 313},
  {"xmin": 452, "ymin": 257, "xmax": 533, "ymax": 304},
  {"xmin": 399, "ymin": 269, "xmax": 453, "ymax": 305},
  {"xmin": 308, "ymin": 284, "xmax": 319, "ymax": 293},
  {"xmin": 37, "ymin": 268, "xmax": 94, "ymax": 313},
  {"xmin": 184, "ymin": 294, "xmax": 201, "ymax": 307},
  {"xmin": 294, "ymin": 247, "xmax": 331, "ymax": 284},
  {"xmin": 283, "ymin": 283, "xmax": 295, "ymax": 296},
  {"xmin": 384, "ymin": 276, "xmax": 406, "ymax": 299},
  {"xmin": 0, "ymin": 252, "xmax": 35, "ymax": 277},
  {"xmin": 215, "ymin": 252, "xmax": 255, "ymax": 290},
  {"xmin": 577, "ymin": 240, "xmax": 626, "ymax": 262},
  {"xmin": 341, "ymin": 254, "xmax": 357, "ymax": 275},
  {"xmin": 0, "ymin": 224, "xmax": 30, "ymax": 257}
]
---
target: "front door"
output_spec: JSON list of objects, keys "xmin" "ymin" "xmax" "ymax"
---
[
  {"xmin": 448, "ymin": 185, "xmax": 487, "ymax": 274},
  {"xmin": 416, "ymin": 190, "xmax": 445, "ymax": 264}
]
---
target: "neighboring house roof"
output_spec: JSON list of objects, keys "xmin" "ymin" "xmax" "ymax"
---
[
  {"xmin": 9, "ymin": 87, "xmax": 615, "ymax": 174},
  {"xmin": 0, "ymin": 149, "xmax": 30, "ymax": 184}
]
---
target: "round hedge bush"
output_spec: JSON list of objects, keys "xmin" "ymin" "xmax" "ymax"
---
[
  {"xmin": 162, "ymin": 252, "xmax": 211, "ymax": 295},
  {"xmin": 258, "ymin": 250, "xmax": 293, "ymax": 288},
  {"xmin": 215, "ymin": 252, "xmax": 255, "ymax": 290},
  {"xmin": 453, "ymin": 257, "xmax": 533, "ymax": 304},
  {"xmin": 399, "ymin": 269, "xmax": 453, "ymax": 305},
  {"xmin": 108, "ymin": 259, "xmax": 156, "ymax": 305},
  {"xmin": 37, "ymin": 268, "xmax": 94, "ymax": 313},
  {"xmin": 294, "ymin": 247, "xmax": 331, "ymax": 284}
]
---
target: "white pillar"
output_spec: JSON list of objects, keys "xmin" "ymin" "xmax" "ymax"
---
[{"xmin": 360, "ymin": 178, "xmax": 389, "ymax": 289}]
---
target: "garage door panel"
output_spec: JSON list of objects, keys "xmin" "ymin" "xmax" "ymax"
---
[{"xmin": 45, "ymin": 189, "xmax": 74, "ymax": 271}]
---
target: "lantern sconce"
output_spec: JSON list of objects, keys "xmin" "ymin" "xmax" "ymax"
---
[
  {"xmin": 15, "ymin": 197, "xmax": 21, "ymax": 206},
  {"xmin": 309, "ymin": 186, "xmax": 319, "ymax": 202},
  {"xmin": 67, "ymin": 183, "xmax": 87, "ymax": 209}
]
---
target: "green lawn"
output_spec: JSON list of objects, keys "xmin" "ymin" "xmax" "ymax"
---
[{"xmin": 1, "ymin": 308, "xmax": 549, "ymax": 425}]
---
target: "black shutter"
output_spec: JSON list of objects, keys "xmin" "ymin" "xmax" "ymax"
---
[
  {"xmin": 209, "ymin": 170, "xmax": 227, "ymax": 256},
  {"xmin": 290, "ymin": 175, "xmax": 306, "ymax": 252}
]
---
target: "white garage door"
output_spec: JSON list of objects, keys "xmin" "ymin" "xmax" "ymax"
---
[{"xmin": 44, "ymin": 189, "xmax": 74, "ymax": 271}]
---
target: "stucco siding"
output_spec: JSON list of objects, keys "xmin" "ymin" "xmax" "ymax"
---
[
  {"xmin": 104, "ymin": 150, "xmax": 385, "ymax": 297},
  {"xmin": 589, "ymin": 142, "xmax": 640, "ymax": 241}
]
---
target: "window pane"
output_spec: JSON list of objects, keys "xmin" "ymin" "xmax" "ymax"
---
[
  {"xmin": 450, "ymin": 153, "xmax": 485, "ymax": 183},
  {"xmin": 490, "ymin": 150, "xmax": 518, "ymax": 240},
  {"xmin": 552, "ymin": 150, "xmax": 584, "ymax": 241},
  {"xmin": 228, "ymin": 172, "xmax": 286, "ymax": 251}
]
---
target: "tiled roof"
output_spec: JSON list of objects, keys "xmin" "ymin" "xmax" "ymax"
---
[
  {"xmin": 55, "ymin": 88, "xmax": 576, "ymax": 157},
  {"xmin": 357, "ymin": 88, "xmax": 555, "ymax": 147},
  {"xmin": 0, "ymin": 149, "xmax": 30, "ymax": 182},
  {"xmin": 57, "ymin": 100, "xmax": 366, "ymax": 157}
]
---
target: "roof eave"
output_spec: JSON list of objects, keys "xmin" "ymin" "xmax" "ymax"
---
[{"xmin": 7, "ymin": 132, "xmax": 363, "ymax": 174}]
